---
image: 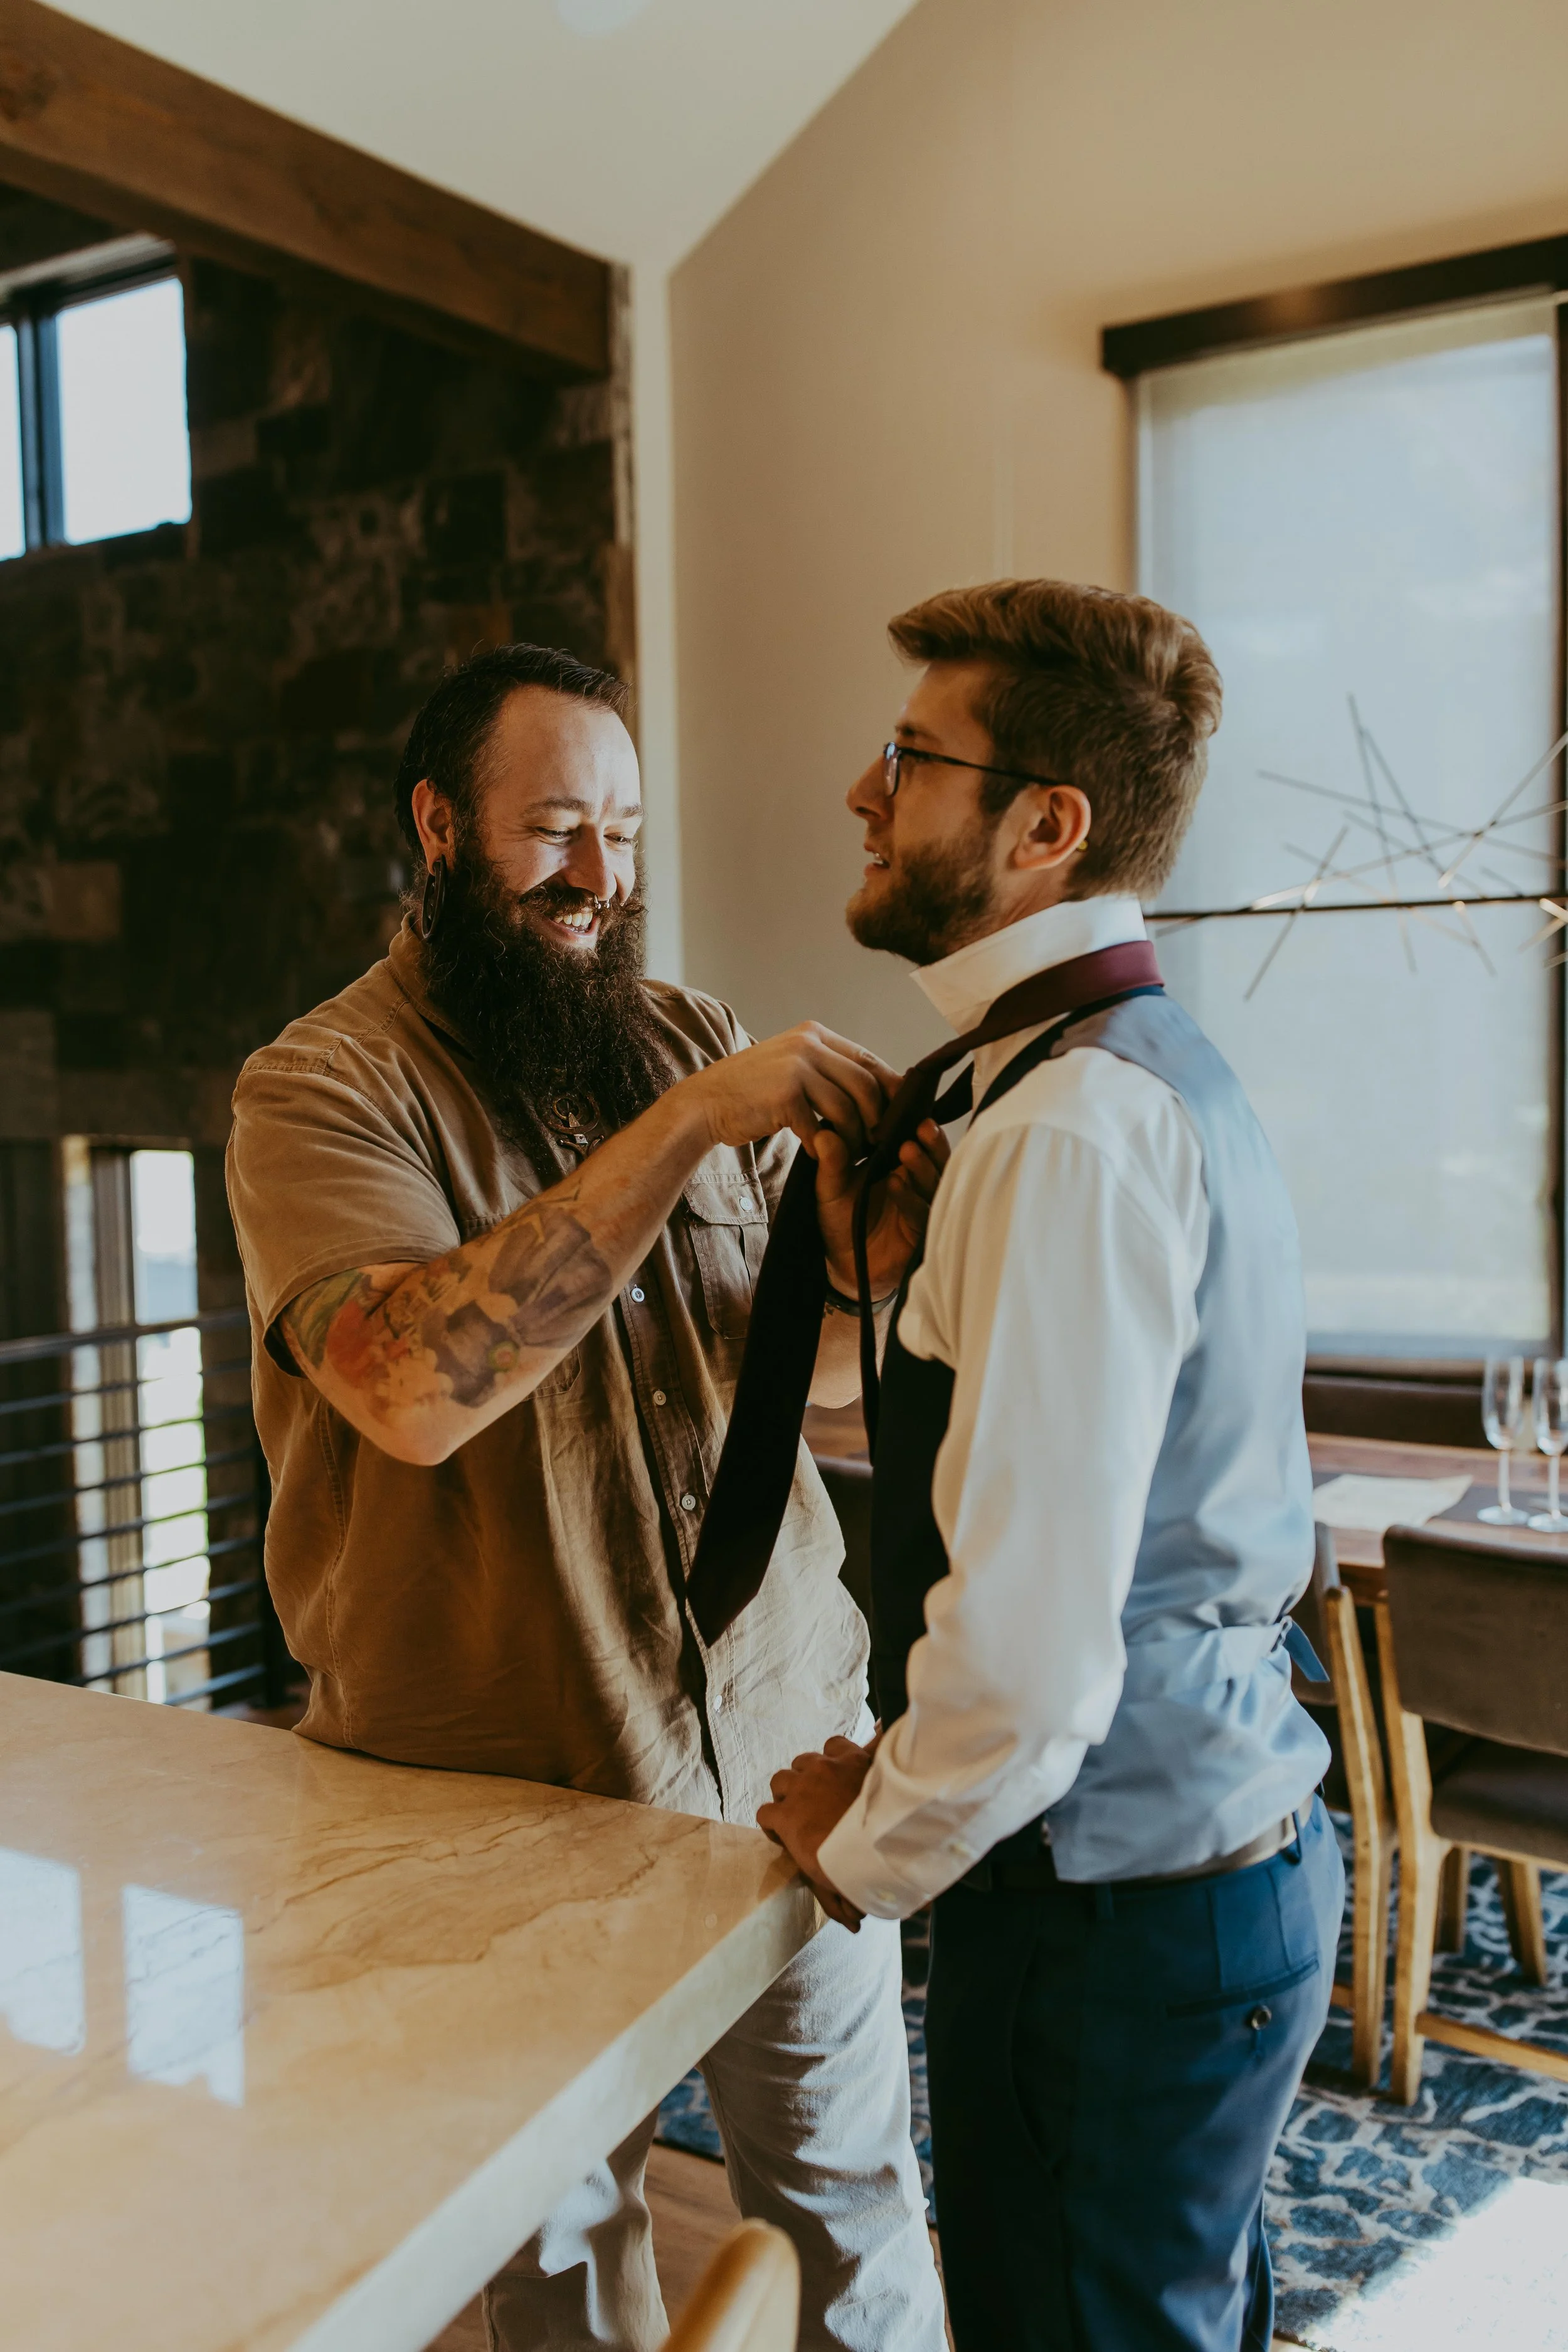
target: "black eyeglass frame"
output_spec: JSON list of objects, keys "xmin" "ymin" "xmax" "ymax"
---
[{"xmin": 881, "ymin": 739, "xmax": 1065, "ymax": 798}]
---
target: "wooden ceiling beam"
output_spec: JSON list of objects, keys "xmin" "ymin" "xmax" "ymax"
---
[{"xmin": 0, "ymin": 0, "xmax": 610, "ymax": 376}]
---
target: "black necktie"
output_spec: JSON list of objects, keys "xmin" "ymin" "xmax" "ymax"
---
[{"xmin": 684, "ymin": 940, "xmax": 1163, "ymax": 1643}]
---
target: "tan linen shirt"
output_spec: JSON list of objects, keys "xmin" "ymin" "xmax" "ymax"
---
[{"xmin": 226, "ymin": 922, "xmax": 866, "ymax": 1823}]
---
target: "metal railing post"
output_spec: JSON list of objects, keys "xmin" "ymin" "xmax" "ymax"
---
[
  {"xmin": 0, "ymin": 1308, "xmax": 285, "ymax": 1712},
  {"xmin": 253, "ymin": 1431, "xmax": 290, "ymax": 1710}
]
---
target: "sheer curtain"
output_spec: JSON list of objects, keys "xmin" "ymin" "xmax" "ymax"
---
[{"xmin": 1139, "ymin": 299, "xmax": 1559, "ymax": 1355}]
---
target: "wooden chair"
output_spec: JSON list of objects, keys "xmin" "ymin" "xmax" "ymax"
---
[
  {"xmin": 663, "ymin": 2220, "xmax": 800, "ymax": 2352},
  {"xmin": 1379, "ymin": 1522, "xmax": 1568, "ymax": 2104},
  {"xmin": 1294, "ymin": 1525, "xmax": 1396, "ymax": 2086}
]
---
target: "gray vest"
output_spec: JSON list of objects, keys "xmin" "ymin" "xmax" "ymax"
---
[{"xmin": 1037, "ymin": 990, "xmax": 1329, "ymax": 1877}]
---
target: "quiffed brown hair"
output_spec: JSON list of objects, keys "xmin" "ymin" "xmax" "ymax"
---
[{"xmin": 888, "ymin": 578, "xmax": 1222, "ymax": 899}]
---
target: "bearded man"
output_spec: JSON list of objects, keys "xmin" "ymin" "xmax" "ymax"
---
[{"xmin": 225, "ymin": 644, "xmax": 945, "ymax": 2352}]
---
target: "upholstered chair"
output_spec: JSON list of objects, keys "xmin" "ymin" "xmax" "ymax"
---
[{"xmin": 1380, "ymin": 1522, "xmax": 1568, "ymax": 2104}]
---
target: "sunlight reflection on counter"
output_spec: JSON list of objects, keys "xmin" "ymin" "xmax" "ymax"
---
[
  {"xmin": 0, "ymin": 1848, "xmax": 85, "ymax": 2054},
  {"xmin": 124, "ymin": 1885, "xmax": 244, "ymax": 2106},
  {"xmin": 0, "ymin": 1848, "xmax": 243, "ymax": 2104}
]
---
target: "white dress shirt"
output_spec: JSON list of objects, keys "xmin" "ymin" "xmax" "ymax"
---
[{"xmin": 816, "ymin": 895, "xmax": 1210, "ymax": 1920}]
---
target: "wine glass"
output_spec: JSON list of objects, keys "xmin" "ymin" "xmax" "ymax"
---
[
  {"xmin": 1528, "ymin": 1358, "xmax": 1568, "ymax": 1533},
  {"xmin": 1479, "ymin": 1354, "xmax": 1529, "ymax": 1524}
]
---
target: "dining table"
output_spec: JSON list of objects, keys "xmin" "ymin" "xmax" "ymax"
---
[
  {"xmin": 807, "ymin": 1407, "xmax": 1568, "ymax": 1595},
  {"xmin": 1308, "ymin": 1429, "xmax": 1568, "ymax": 1595},
  {"xmin": 1307, "ymin": 1428, "xmax": 1568, "ymax": 2095},
  {"xmin": 0, "ymin": 1671, "xmax": 819, "ymax": 2352}
]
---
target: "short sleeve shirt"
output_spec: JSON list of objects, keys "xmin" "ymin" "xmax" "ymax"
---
[{"xmin": 226, "ymin": 922, "xmax": 867, "ymax": 1823}]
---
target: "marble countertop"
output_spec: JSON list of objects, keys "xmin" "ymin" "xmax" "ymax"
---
[{"xmin": 0, "ymin": 1673, "xmax": 818, "ymax": 2352}]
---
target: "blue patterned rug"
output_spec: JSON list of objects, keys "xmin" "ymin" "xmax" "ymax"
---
[{"xmin": 656, "ymin": 1824, "xmax": 1568, "ymax": 2348}]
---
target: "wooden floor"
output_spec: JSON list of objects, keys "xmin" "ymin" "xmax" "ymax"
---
[{"xmin": 423, "ymin": 2142, "xmax": 1303, "ymax": 2347}]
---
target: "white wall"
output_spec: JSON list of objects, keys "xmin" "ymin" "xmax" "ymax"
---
[
  {"xmin": 56, "ymin": 0, "xmax": 923, "ymax": 273},
  {"xmin": 670, "ymin": 0, "xmax": 1568, "ymax": 1064}
]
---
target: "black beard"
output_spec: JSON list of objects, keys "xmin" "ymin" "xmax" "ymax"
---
[
  {"xmin": 419, "ymin": 843, "xmax": 672, "ymax": 1142},
  {"xmin": 846, "ymin": 837, "xmax": 997, "ymax": 965}
]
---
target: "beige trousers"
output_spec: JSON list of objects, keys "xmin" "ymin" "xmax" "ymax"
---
[{"xmin": 482, "ymin": 1915, "xmax": 943, "ymax": 2352}]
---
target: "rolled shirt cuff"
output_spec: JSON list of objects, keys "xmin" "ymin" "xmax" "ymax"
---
[
  {"xmin": 812, "ymin": 1734, "xmax": 1087, "ymax": 1920},
  {"xmin": 813, "ymin": 1781, "xmax": 997, "ymax": 1920},
  {"xmin": 814, "ymin": 1808, "xmax": 941, "ymax": 1921}
]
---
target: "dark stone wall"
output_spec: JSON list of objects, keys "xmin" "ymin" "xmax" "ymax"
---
[{"xmin": 0, "ymin": 251, "xmax": 618, "ymax": 1175}]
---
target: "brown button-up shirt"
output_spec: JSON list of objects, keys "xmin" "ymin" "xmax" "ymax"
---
[{"xmin": 226, "ymin": 923, "xmax": 866, "ymax": 1823}]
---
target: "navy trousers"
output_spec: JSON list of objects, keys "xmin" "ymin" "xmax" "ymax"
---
[{"xmin": 924, "ymin": 1798, "xmax": 1343, "ymax": 2352}]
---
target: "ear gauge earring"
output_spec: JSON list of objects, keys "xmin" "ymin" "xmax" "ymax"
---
[{"xmin": 418, "ymin": 857, "xmax": 448, "ymax": 941}]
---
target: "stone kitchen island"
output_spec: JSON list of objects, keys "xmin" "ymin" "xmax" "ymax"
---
[{"xmin": 0, "ymin": 1671, "xmax": 818, "ymax": 2352}]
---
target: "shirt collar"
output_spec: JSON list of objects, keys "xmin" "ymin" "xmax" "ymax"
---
[
  {"xmin": 911, "ymin": 895, "xmax": 1148, "ymax": 1036},
  {"xmin": 387, "ymin": 915, "xmax": 471, "ymax": 1050}
]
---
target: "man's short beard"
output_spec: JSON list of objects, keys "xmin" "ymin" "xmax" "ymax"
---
[
  {"xmin": 419, "ymin": 838, "xmax": 672, "ymax": 1142},
  {"xmin": 846, "ymin": 836, "xmax": 998, "ymax": 966}
]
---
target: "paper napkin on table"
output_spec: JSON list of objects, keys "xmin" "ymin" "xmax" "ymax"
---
[{"xmin": 1311, "ymin": 1473, "xmax": 1471, "ymax": 1535}]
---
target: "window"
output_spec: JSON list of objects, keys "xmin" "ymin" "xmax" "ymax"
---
[
  {"xmin": 65, "ymin": 1143, "xmax": 211, "ymax": 1706},
  {"xmin": 1131, "ymin": 292, "xmax": 1561, "ymax": 1364},
  {"xmin": 0, "ymin": 247, "xmax": 191, "ymax": 556},
  {"xmin": 0, "ymin": 327, "xmax": 23, "ymax": 561}
]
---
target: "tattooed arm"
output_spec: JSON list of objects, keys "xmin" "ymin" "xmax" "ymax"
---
[
  {"xmin": 280, "ymin": 1020, "xmax": 899, "ymax": 1465},
  {"xmin": 280, "ymin": 1181, "xmax": 614, "ymax": 1463}
]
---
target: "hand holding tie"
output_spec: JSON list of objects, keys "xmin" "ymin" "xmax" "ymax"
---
[
  {"xmin": 811, "ymin": 1115, "xmax": 950, "ymax": 1302},
  {"xmin": 686, "ymin": 940, "xmax": 1163, "ymax": 1646}
]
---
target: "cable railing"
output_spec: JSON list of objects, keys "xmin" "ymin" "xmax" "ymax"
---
[{"xmin": 0, "ymin": 1308, "xmax": 292, "ymax": 1711}]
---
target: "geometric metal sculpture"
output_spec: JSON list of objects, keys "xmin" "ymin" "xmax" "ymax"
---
[{"xmin": 1154, "ymin": 699, "xmax": 1568, "ymax": 997}]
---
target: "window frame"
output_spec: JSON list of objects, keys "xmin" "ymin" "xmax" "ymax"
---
[
  {"xmin": 1103, "ymin": 238, "xmax": 1568, "ymax": 1445},
  {"xmin": 1, "ymin": 247, "xmax": 187, "ymax": 556}
]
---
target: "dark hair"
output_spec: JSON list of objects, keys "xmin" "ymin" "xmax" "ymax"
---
[
  {"xmin": 394, "ymin": 644, "xmax": 631, "ymax": 866},
  {"xmin": 887, "ymin": 578, "xmax": 1221, "ymax": 898}
]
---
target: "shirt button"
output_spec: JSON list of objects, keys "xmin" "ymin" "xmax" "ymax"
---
[
  {"xmin": 680, "ymin": 1493, "xmax": 698, "ymax": 1512},
  {"xmin": 630, "ymin": 1286, "xmax": 645, "ymax": 1303},
  {"xmin": 652, "ymin": 1389, "xmax": 667, "ymax": 1406},
  {"xmin": 739, "ymin": 1192, "xmax": 755, "ymax": 1212},
  {"xmin": 711, "ymin": 1689, "xmax": 726, "ymax": 1713}
]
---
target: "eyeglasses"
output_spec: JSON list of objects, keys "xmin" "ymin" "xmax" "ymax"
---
[{"xmin": 881, "ymin": 740, "xmax": 1064, "ymax": 798}]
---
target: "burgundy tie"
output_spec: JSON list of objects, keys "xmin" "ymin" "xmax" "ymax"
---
[{"xmin": 684, "ymin": 940, "xmax": 1162, "ymax": 1643}]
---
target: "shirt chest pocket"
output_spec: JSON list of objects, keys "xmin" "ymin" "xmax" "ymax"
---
[
  {"xmin": 536, "ymin": 1348, "xmax": 581, "ymax": 1397},
  {"xmin": 684, "ymin": 1174, "xmax": 770, "ymax": 1339}
]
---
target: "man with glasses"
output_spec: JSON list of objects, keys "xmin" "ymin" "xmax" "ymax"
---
[{"xmin": 760, "ymin": 580, "xmax": 1342, "ymax": 2352}]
